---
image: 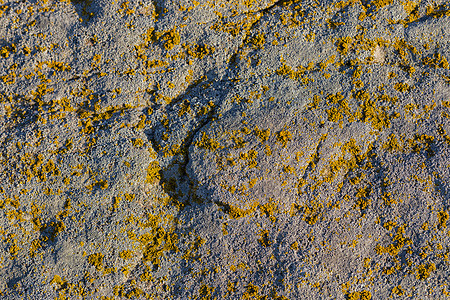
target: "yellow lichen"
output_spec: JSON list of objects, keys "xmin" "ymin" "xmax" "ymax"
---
[
  {"xmin": 196, "ymin": 132, "xmax": 223, "ymax": 152},
  {"xmin": 275, "ymin": 130, "xmax": 292, "ymax": 148},
  {"xmin": 438, "ymin": 210, "xmax": 449, "ymax": 229},
  {"xmin": 257, "ymin": 229, "xmax": 272, "ymax": 247},
  {"xmin": 146, "ymin": 161, "xmax": 161, "ymax": 184},
  {"xmin": 345, "ymin": 290, "xmax": 372, "ymax": 300},
  {"xmin": 416, "ymin": 263, "xmax": 436, "ymax": 280},
  {"xmin": 88, "ymin": 253, "xmax": 104, "ymax": 271}
]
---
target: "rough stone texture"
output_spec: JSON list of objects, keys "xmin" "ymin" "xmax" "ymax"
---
[{"xmin": 0, "ymin": 0, "xmax": 450, "ymax": 299}]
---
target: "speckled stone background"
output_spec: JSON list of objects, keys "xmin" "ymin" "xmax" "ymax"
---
[{"xmin": 0, "ymin": 0, "xmax": 450, "ymax": 299}]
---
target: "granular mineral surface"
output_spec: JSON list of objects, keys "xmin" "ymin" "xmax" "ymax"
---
[{"xmin": 0, "ymin": 0, "xmax": 450, "ymax": 299}]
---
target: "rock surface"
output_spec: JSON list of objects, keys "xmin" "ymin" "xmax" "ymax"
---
[{"xmin": 0, "ymin": 0, "xmax": 450, "ymax": 299}]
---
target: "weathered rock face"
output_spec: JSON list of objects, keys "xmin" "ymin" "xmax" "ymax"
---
[{"xmin": 0, "ymin": 0, "xmax": 450, "ymax": 298}]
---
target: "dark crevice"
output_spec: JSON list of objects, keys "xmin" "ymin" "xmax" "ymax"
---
[
  {"xmin": 153, "ymin": 0, "xmax": 298, "ymax": 210},
  {"xmin": 297, "ymin": 133, "xmax": 327, "ymax": 195}
]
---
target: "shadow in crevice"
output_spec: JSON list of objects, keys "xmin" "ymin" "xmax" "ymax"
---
[{"xmin": 69, "ymin": 0, "xmax": 102, "ymax": 25}]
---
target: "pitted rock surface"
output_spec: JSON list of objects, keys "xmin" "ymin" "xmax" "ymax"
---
[{"xmin": 0, "ymin": 0, "xmax": 450, "ymax": 299}]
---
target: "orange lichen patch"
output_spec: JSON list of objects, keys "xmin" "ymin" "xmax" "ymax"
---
[
  {"xmin": 0, "ymin": 43, "xmax": 17, "ymax": 58},
  {"xmin": 407, "ymin": 134, "xmax": 435, "ymax": 157},
  {"xmin": 132, "ymin": 138, "xmax": 144, "ymax": 148},
  {"xmin": 119, "ymin": 250, "xmax": 134, "ymax": 260},
  {"xmin": 287, "ymin": 241, "xmax": 299, "ymax": 252},
  {"xmin": 336, "ymin": 36, "xmax": 353, "ymax": 55},
  {"xmin": 437, "ymin": 210, "xmax": 449, "ymax": 229},
  {"xmin": 416, "ymin": 263, "xmax": 436, "ymax": 280},
  {"xmin": 318, "ymin": 55, "xmax": 336, "ymax": 72},
  {"xmin": 29, "ymin": 239, "xmax": 42, "ymax": 257},
  {"xmin": 354, "ymin": 93, "xmax": 399, "ymax": 130},
  {"xmin": 210, "ymin": 12, "xmax": 261, "ymax": 37},
  {"xmin": 404, "ymin": 101, "xmax": 436, "ymax": 120},
  {"xmin": 442, "ymin": 75, "xmax": 450, "ymax": 84},
  {"xmin": 375, "ymin": 225, "xmax": 411, "ymax": 257},
  {"xmin": 36, "ymin": 60, "xmax": 71, "ymax": 74},
  {"xmin": 183, "ymin": 43, "xmax": 215, "ymax": 59},
  {"xmin": 197, "ymin": 284, "xmax": 215, "ymax": 299},
  {"xmin": 257, "ymin": 229, "xmax": 272, "ymax": 247},
  {"xmin": 259, "ymin": 198, "xmax": 279, "ymax": 223},
  {"xmin": 382, "ymin": 192, "xmax": 399, "ymax": 206},
  {"xmin": 241, "ymin": 282, "xmax": 257, "ymax": 299},
  {"xmin": 181, "ymin": 235, "xmax": 205, "ymax": 261},
  {"xmin": 345, "ymin": 290, "xmax": 372, "ymax": 300},
  {"xmin": 354, "ymin": 186, "xmax": 371, "ymax": 211},
  {"xmin": 216, "ymin": 201, "xmax": 258, "ymax": 219},
  {"xmin": 195, "ymin": 132, "xmax": 223, "ymax": 152},
  {"xmin": 396, "ymin": 0, "xmax": 420, "ymax": 24},
  {"xmin": 247, "ymin": 32, "xmax": 266, "ymax": 49},
  {"xmin": 322, "ymin": 139, "xmax": 373, "ymax": 184},
  {"xmin": 383, "ymin": 221, "xmax": 397, "ymax": 231},
  {"xmin": 279, "ymin": 7, "xmax": 306, "ymax": 28},
  {"xmin": 141, "ymin": 229, "xmax": 178, "ymax": 266},
  {"xmin": 326, "ymin": 92, "xmax": 354, "ymax": 123},
  {"xmin": 307, "ymin": 94, "xmax": 322, "ymax": 110},
  {"xmin": 238, "ymin": 149, "xmax": 258, "ymax": 169},
  {"xmin": 264, "ymin": 144, "xmax": 272, "ymax": 156},
  {"xmin": 282, "ymin": 164, "xmax": 295, "ymax": 174},
  {"xmin": 18, "ymin": 154, "xmax": 64, "ymax": 182},
  {"xmin": 371, "ymin": 0, "xmax": 394, "ymax": 10},
  {"xmin": 86, "ymin": 178, "xmax": 108, "ymax": 191},
  {"xmin": 146, "ymin": 161, "xmax": 161, "ymax": 184},
  {"xmin": 437, "ymin": 124, "xmax": 450, "ymax": 145},
  {"xmin": 125, "ymin": 213, "xmax": 179, "ymax": 268},
  {"xmin": 177, "ymin": 100, "xmax": 192, "ymax": 117},
  {"xmin": 391, "ymin": 285, "xmax": 405, "ymax": 296},
  {"xmin": 229, "ymin": 132, "xmax": 248, "ymax": 149},
  {"xmin": 426, "ymin": 3, "xmax": 450, "ymax": 18},
  {"xmin": 49, "ymin": 275, "xmax": 75, "ymax": 297},
  {"xmin": 253, "ymin": 126, "xmax": 270, "ymax": 142},
  {"xmin": 382, "ymin": 134, "xmax": 403, "ymax": 152},
  {"xmin": 161, "ymin": 27, "xmax": 181, "ymax": 50},
  {"xmin": 392, "ymin": 38, "xmax": 418, "ymax": 59},
  {"xmin": 336, "ymin": 34, "xmax": 389, "ymax": 59},
  {"xmin": 422, "ymin": 53, "xmax": 449, "ymax": 69},
  {"xmin": 275, "ymin": 130, "xmax": 292, "ymax": 148},
  {"xmin": 393, "ymin": 82, "xmax": 410, "ymax": 93},
  {"xmin": 292, "ymin": 200, "xmax": 323, "ymax": 225},
  {"xmin": 276, "ymin": 60, "xmax": 307, "ymax": 80},
  {"xmin": 88, "ymin": 253, "xmax": 104, "ymax": 271}
]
